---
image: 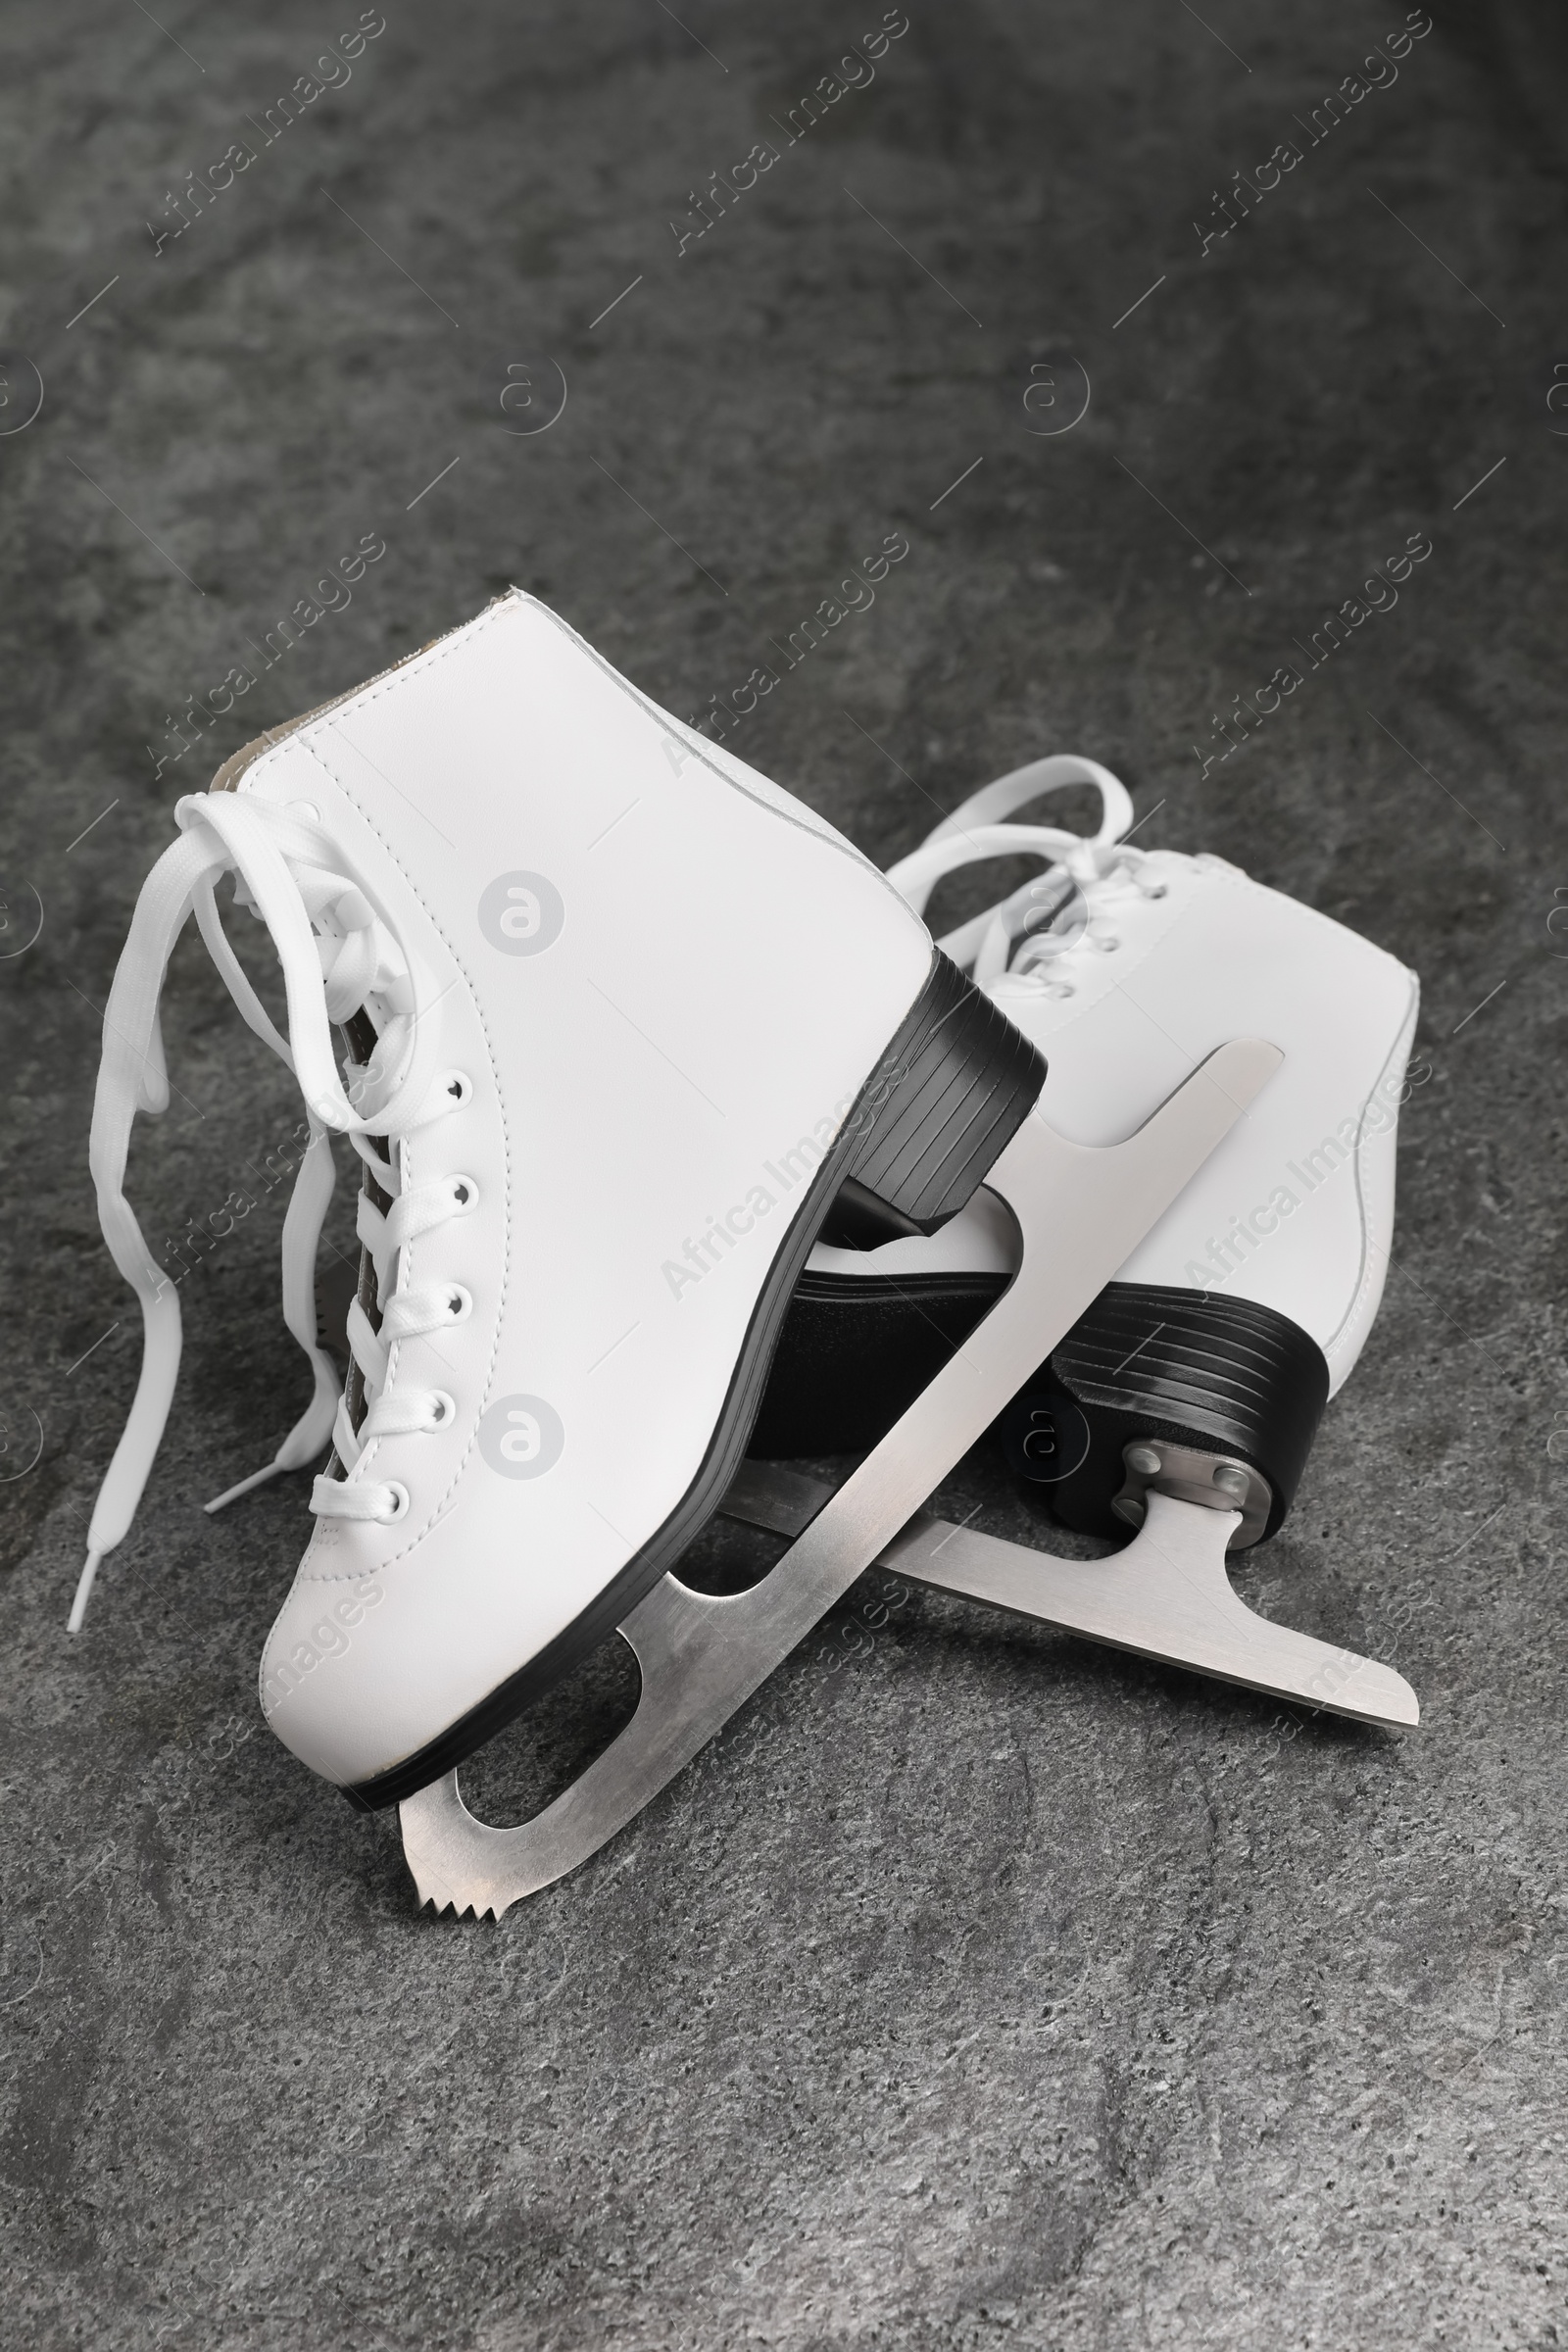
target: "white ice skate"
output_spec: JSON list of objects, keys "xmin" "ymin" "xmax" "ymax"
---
[
  {"xmin": 79, "ymin": 602, "xmax": 1276, "ymax": 1912},
  {"xmin": 731, "ymin": 754, "xmax": 1422, "ymax": 1732}
]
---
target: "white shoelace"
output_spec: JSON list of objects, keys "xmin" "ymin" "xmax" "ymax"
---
[
  {"xmin": 886, "ymin": 753, "xmax": 1167, "ymax": 984},
  {"xmin": 74, "ymin": 791, "xmax": 468, "ymax": 1630}
]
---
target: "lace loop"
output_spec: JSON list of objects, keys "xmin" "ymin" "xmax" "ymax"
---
[
  {"xmin": 887, "ymin": 753, "xmax": 1143, "ymax": 980},
  {"xmin": 310, "ymin": 1471, "xmax": 407, "ymax": 1524},
  {"xmin": 912, "ymin": 753, "xmax": 1133, "ymax": 849},
  {"xmin": 384, "ymin": 1175, "xmax": 475, "ymax": 1254},
  {"xmin": 380, "ymin": 1283, "xmax": 472, "ymax": 1341}
]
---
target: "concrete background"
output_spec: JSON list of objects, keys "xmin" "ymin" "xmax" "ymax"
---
[{"xmin": 2, "ymin": 2, "xmax": 1566, "ymax": 2344}]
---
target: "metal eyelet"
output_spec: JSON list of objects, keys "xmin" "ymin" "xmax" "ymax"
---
[
  {"xmin": 445, "ymin": 1286, "xmax": 473, "ymax": 1323},
  {"xmin": 435, "ymin": 1068, "xmax": 473, "ymax": 1108},
  {"xmin": 449, "ymin": 1175, "xmax": 479, "ymax": 1212}
]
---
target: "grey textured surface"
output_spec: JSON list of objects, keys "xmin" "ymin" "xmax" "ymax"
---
[{"xmin": 2, "ymin": 2, "xmax": 1566, "ymax": 2345}]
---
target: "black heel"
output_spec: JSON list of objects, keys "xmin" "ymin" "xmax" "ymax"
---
[
  {"xmin": 1001, "ymin": 1282, "xmax": 1330, "ymax": 1545},
  {"xmin": 842, "ymin": 951, "xmax": 1045, "ymax": 1232}
]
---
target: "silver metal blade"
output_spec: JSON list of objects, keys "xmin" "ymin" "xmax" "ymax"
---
[
  {"xmin": 721, "ymin": 1461, "xmax": 1420, "ymax": 1730},
  {"xmin": 400, "ymin": 1037, "xmax": 1284, "ymax": 1919}
]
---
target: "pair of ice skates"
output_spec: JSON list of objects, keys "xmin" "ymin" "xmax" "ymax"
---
[{"xmin": 79, "ymin": 593, "xmax": 1421, "ymax": 1920}]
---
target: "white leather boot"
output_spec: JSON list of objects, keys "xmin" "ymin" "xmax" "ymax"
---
[
  {"xmin": 757, "ymin": 753, "xmax": 1420, "ymax": 1559},
  {"xmin": 80, "ymin": 601, "xmax": 1180, "ymax": 1808}
]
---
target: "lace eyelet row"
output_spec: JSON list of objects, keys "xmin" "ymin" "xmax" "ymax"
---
[{"xmin": 321, "ymin": 1070, "xmax": 477, "ymax": 1528}]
